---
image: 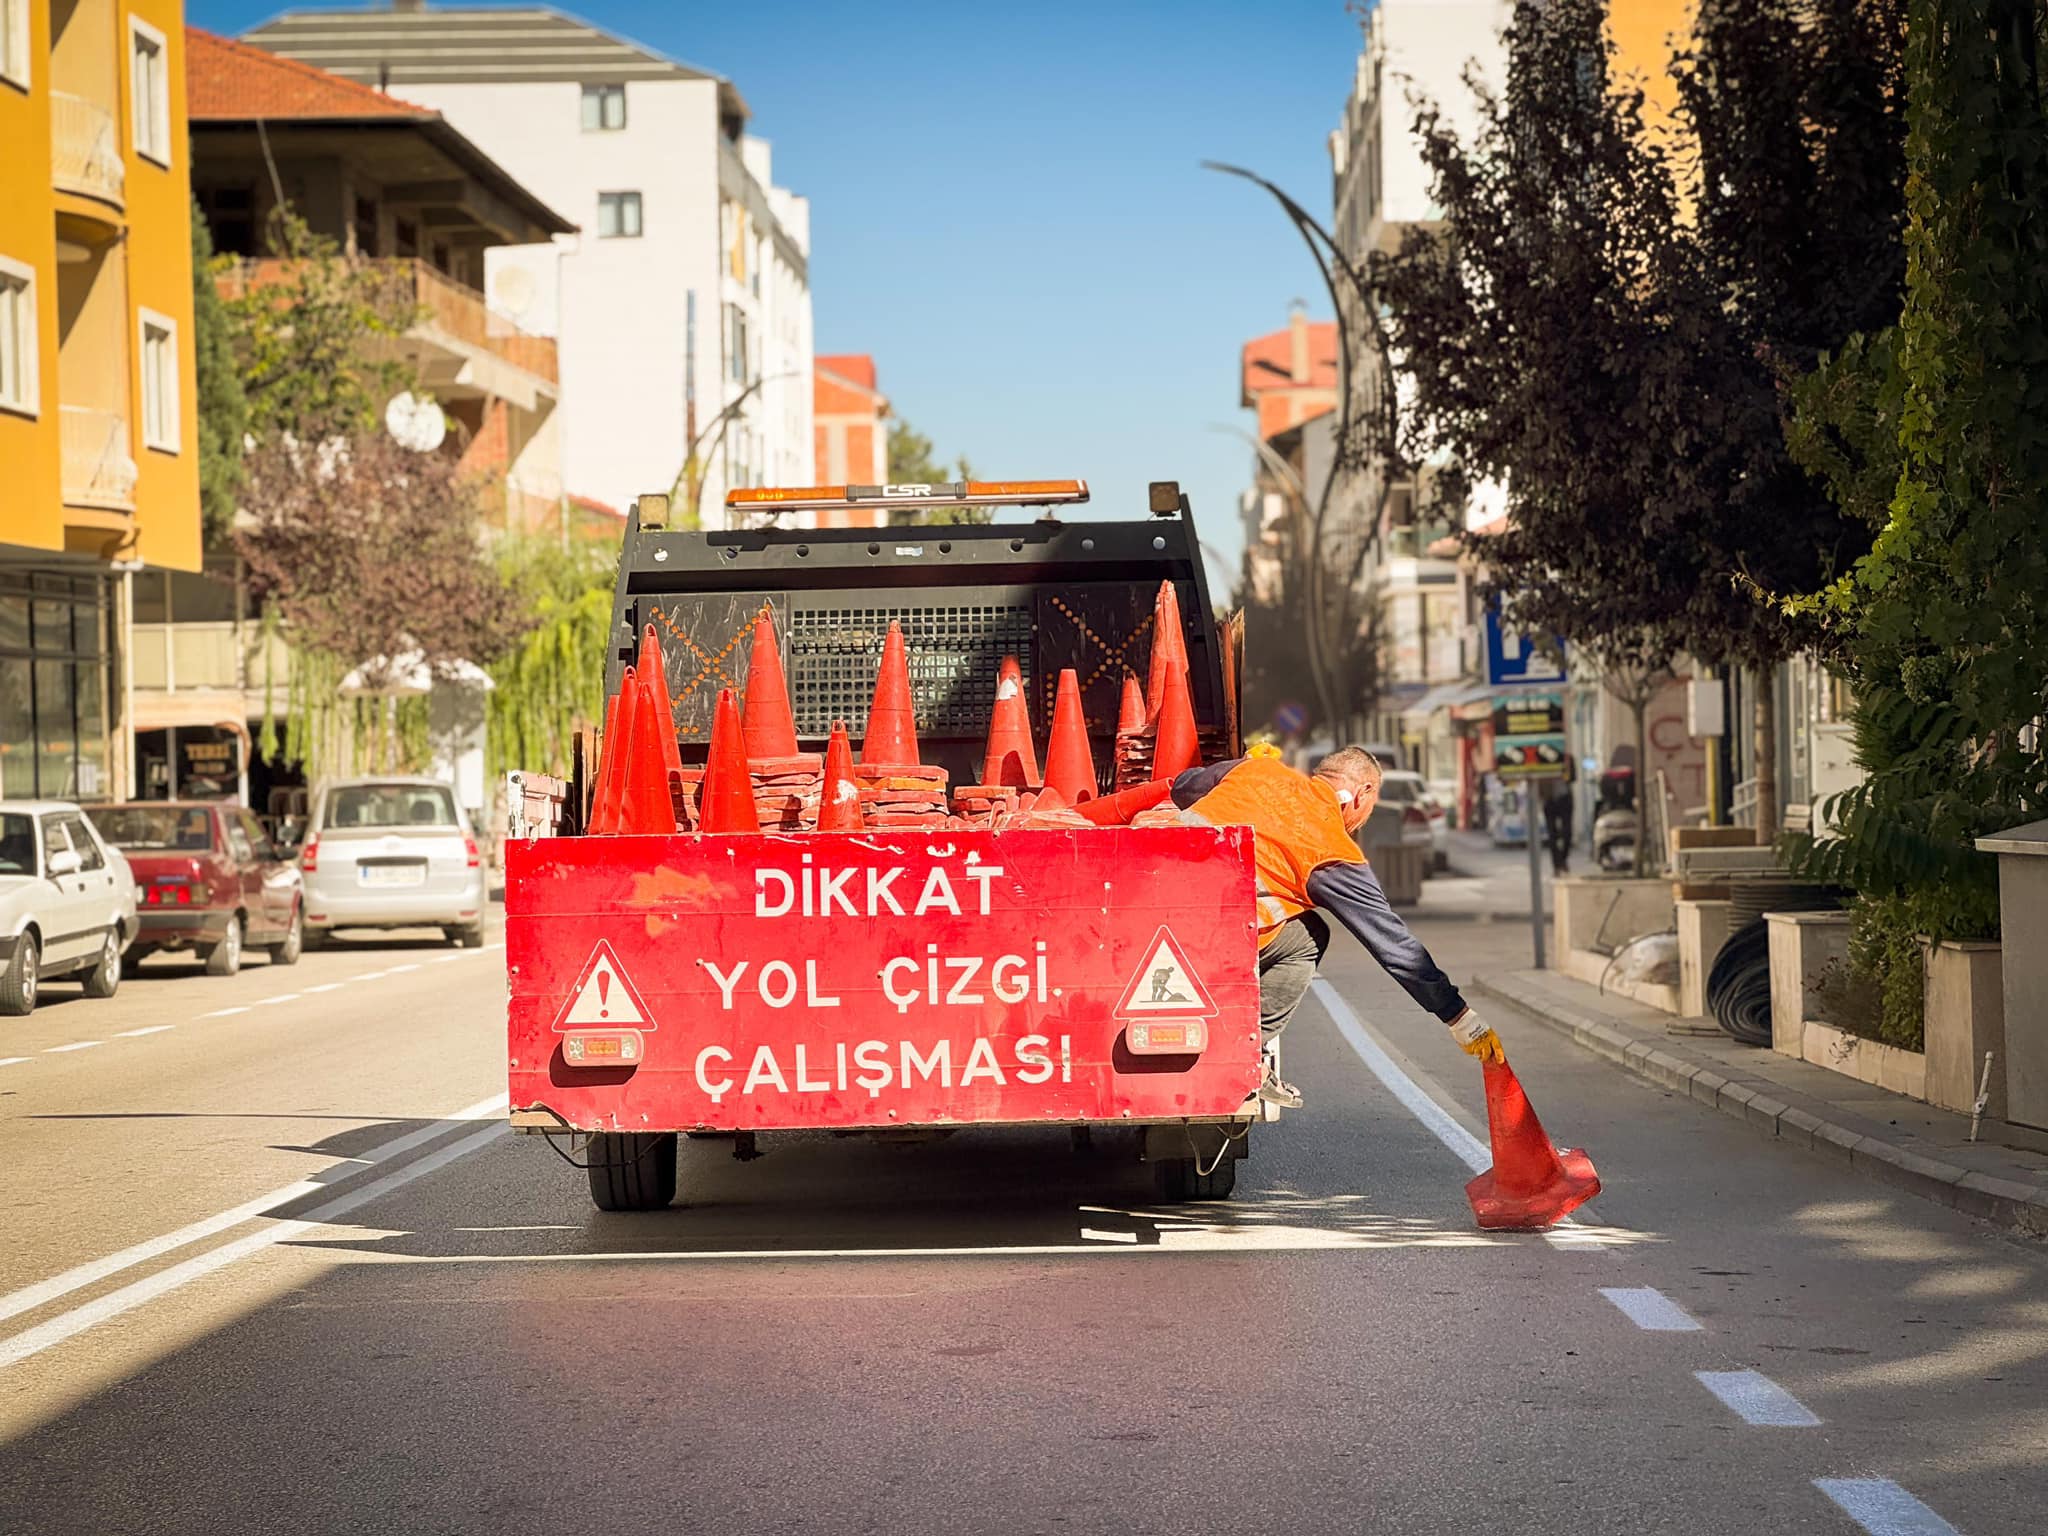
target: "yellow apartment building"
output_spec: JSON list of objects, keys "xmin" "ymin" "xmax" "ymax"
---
[{"xmin": 1, "ymin": 0, "xmax": 201, "ymax": 802}]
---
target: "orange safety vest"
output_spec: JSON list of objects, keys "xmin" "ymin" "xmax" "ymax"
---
[{"xmin": 1188, "ymin": 757, "xmax": 1365, "ymax": 948}]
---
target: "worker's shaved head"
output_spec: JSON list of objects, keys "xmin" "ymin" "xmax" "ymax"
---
[{"xmin": 1313, "ymin": 747, "xmax": 1385, "ymax": 798}]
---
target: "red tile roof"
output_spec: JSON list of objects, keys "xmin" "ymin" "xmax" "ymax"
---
[
  {"xmin": 187, "ymin": 28, "xmax": 435, "ymax": 121},
  {"xmin": 816, "ymin": 354, "xmax": 878, "ymax": 391},
  {"xmin": 1240, "ymin": 320, "xmax": 1339, "ymax": 401}
]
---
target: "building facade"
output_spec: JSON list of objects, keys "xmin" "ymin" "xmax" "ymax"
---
[
  {"xmin": 241, "ymin": 4, "xmax": 814, "ymax": 527},
  {"xmin": 811, "ymin": 354, "xmax": 888, "ymax": 529},
  {"xmin": 1, "ymin": 0, "xmax": 202, "ymax": 802}
]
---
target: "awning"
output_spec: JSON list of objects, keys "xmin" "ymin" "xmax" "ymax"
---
[
  {"xmin": 1397, "ymin": 681, "xmax": 1494, "ymax": 720},
  {"xmin": 127, "ymin": 690, "xmax": 252, "ymax": 743}
]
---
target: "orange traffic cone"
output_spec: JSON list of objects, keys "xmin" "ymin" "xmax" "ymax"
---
[
  {"xmin": 1152, "ymin": 655, "xmax": 1200, "ymax": 781},
  {"xmin": 817, "ymin": 719, "xmax": 864, "ymax": 832},
  {"xmin": 697, "ymin": 687, "xmax": 761, "ymax": 833},
  {"xmin": 861, "ymin": 621, "xmax": 920, "ymax": 767},
  {"xmin": 1117, "ymin": 671, "xmax": 1147, "ymax": 735},
  {"xmin": 639, "ymin": 624, "xmax": 685, "ymax": 784},
  {"xmin": 1041, "ymin": 668, "xmax": 1097, "ymax": 804},
  {"xmin": 588, "ymin": 687, "xmax": 624, "ymax": 835},
  {"xmin": 1072, "ymin": 778, "xmax": 1174, "ymax": 826},
  {"xmin": 981, "ymin": 655, "xmax": 1040, "ymax": 788},
  {"xmin": 617, "ymin": 665, "xmax": 680, "ymax": 835},
  {"xmin": 1147, "ymin": 581, "xmax": 1190, "ymax": 714},
  {"xmin": 742, "ymin": 610, "xmax": 800, "ymax": 760},
  {"xmin": 1464, "ymin": 1057, "xmax": 1602, "ymax": 1230}
]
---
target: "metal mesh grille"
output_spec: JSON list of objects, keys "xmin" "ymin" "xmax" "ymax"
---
[{"xmin": 789, "ymin": 604, "xmax": 1033, "ymax": 738}]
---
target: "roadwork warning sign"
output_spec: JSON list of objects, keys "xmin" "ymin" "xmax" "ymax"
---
[
  {"xmin": 1114, "ymin": 926, "xmax": 1218, "ymax": 1020},
  {"xmin": 554, "ymin": 940, "xmax": 653, "ymax": 1031}
]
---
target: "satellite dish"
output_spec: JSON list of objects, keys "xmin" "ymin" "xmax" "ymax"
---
[
  {"xmin": 488, "ymin": 264, "xmax": 537, "ymax": 318},
  {"xmin": 384, "ymin": 391, "xmax": 446, "ymax": 454}
]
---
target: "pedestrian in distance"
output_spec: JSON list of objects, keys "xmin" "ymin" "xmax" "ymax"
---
[
  {"xmin": 1169, "ymin": 745, "xmax": 1502, "ymax": 1107},
  {"xmin": 1542, "ymin": 775, "xmax": 1575, "ymax": 877}
]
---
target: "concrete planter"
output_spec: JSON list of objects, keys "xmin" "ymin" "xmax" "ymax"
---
[
  {"xmin": 1921, "ymin": 938, "xmax": 2004, "ymax": 1119},
  {"xmin": 1676, "ymin": 898, "xmax": 1734, "ymax": 1019},
  {"xmin": 1552, "ymin": 876, "xmax": 1679, "ymax": 1013},
  {"xmin": 1765, "ymin": 911, "xmax": 1852, "ymax": 1058},
  {"xmin": 1802, "ymin": 1019, "xmax": 1927, "ymax": 1100}
]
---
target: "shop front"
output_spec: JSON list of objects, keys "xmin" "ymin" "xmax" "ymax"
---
[{"xmin": 0, "ymin": 569, "xmax": 117, "ymax": 802}]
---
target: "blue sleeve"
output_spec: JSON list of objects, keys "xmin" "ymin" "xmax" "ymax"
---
[
  {"xmin": 1171, "ymin": 759, "xmax": 1242, "ymax": 808},
  {"xmin": 1305, "ymin": 861, "xmax": 1468, "ymax": 1023}
]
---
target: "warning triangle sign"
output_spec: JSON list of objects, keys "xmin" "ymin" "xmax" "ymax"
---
[
  {"xmin": 1114, "ymin": 926, "xmax": 1219, "ymax": 1019},
  {"xmin": 551, "ymin": 941, "xmax": 656, "ymax": 1032}
]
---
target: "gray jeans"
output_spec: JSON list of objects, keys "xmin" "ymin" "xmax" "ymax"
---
[{"xmin": 1259, "ymin": 913, "xmax": 1330, "ymax": 1039}]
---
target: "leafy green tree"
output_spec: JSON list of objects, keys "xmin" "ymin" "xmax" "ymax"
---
[
  {"xmin": 486, "ymin": 534, "xmax": 618, "ymax": 779},
  {"xmin": 190, "ymin": 198, "xmax": 246, "ymax": 548}
]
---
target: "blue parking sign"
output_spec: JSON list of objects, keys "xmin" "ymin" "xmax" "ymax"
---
[{"xmin": 1484, "ymin": 609, "xmax": 1568, "ymax": 688}]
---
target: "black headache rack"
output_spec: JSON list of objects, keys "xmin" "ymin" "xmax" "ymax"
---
[{"xmin": 604, "ymin": 489, "xmax": 1242, "ymax": 790}]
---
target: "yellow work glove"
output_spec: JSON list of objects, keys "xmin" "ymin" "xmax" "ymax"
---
[{"xmin": 1449, "ymin": 1008, "xmax": 1505, "ymax": 1065}]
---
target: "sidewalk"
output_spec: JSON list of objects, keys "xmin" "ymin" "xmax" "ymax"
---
[{"xmin": 1473, "ymin": 966, "xmax": 2048, "ymax": 1239}]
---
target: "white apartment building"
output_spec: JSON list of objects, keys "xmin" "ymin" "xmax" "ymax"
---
[
  {"xmin": 243, "ymin": 4, "xmax": 814, "ymax": 527},
  {"xmin": 1328, "ymin": 0, "xmax": 1513, "ymax": 777}
]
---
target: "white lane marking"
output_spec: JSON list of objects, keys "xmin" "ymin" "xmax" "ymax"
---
[
  {"xmin": 431, "ymin": 954, "xmax": 464, "ymax": 964},
  {"xmin": 1079, "ymin": 1228, "xmax": 1139, "ymax": 1244},
  {"xmin": 1310, "ymin": 979, "xmax": 1611, "ymax": 1252},
  {"xmin": 303, "ymin": 983, "xmax": 344, "ymax": 994},
  {"xmin": 0, "ymin": 1121, "xmax": 507, "ymax": 1370},
  {"xmin": 200, "ymin": 1006, "xmax": 250, "ymax": 1018},
  {"xmin": 0, "ymin": 1092, "xmax": 508, "ymax": 1328},
  {"xmin": 252, "ymin": 993, "xmax": 300, "ymax": 1006},
  {"xmin": 1695, "ymin": 1370, "xmax": 1820, "ymax": 1426},
  {"xmin": 352, "ymin": 971, "xmax": 389, "ymax": 981},
  {"xmin": 0, "ymin": 1057, "xmax": 30, "ymax": 1068},
  {"xmin": 1814, "ymin": 1479, "xmax": 1959, "ymax": 1535},
  {"xmin": 1600, "ymin": 1286, "xmax": 1702, "ymax": 1331},
  {"xmin": 386, "ymin": 964, "xmax": 421, "ymax": 975},
  {"xmin": 44, "ymin": 1041, "xmax": 102, "ymax": 1054},
  {"xmin": 113, "ymin": 1026, "xmax": 175, "ymax": 1039}
]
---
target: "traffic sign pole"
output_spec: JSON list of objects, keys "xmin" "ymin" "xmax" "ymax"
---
[{"xmin": 1526, "ymin": 781, "xmax": 1547, "ymax": 969}]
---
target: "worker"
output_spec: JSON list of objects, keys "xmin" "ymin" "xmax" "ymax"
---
[{"xmin": 1171, "ymin": 745, "xmax": 1502, "ymax": 1107}]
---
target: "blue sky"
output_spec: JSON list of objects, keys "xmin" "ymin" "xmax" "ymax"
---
[{"xmin": 192, "ymin": 0, "xmax": 1369, "ymax": 586}]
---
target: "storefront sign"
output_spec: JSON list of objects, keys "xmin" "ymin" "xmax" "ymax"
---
[{"xmin": 1492, "ymin": 692, "xmax": 1567, "ymax": 778}]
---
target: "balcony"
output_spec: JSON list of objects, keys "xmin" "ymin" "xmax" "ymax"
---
[
  {"xmin": 61, "ymin": 405, "xmax": 139, "ymax": 511},
  {"xmin": 51, "ymin": 93, "xmax": 125, "ymax": 210},
  {"xmin": 219, "ymin": 258, "xmax": 557, "ymax": 390}
]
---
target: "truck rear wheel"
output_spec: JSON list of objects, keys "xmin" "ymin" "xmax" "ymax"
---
[
  {"xmin": 1155, "ymin": 1154, "xmax": 1237, "ymax": 1202},
  {"xmin": 585, "ymin": 1131, "xmax": 677, "ymax": 1211}
]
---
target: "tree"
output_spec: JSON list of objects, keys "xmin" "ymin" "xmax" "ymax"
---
[
  {"xmin": 224, "ymin": 209, "xmax": 419, "ymax": 447},
  {"xmin": 885, "ymin": 415, "xmax": 988, "ymax": 525},
  {"xmin": 235, "ymin": 432, "xmax": 528, "ymax": 696},
  {"xmin": 190, "ymin": 198, "xmax": 246, "ymax": 548},
  {"xmin": 1784, "ymin": 0, "xmax": 2048, "ymax": 963},
  {"xmin": 1379, "ymin": 0, "xmax": 1905, "ymax": 835},
  {"xmin": 486, "ymin": 533, "xmax": 617, "ymax": 781},
  {"xmin": 1583, "ymin": 631, "xmax": 1679, "ymax": 874}
]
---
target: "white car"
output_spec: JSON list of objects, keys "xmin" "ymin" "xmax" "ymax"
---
[
  {"xmin": 298, "ymin": 777, "xmax": 488, "ymax": 948},
  {"xmin": 1376, "ymin": 770, "xmax": 1448, "ymax": 871},
  {"xmin": 0, "ymin": 800, "xmax": 139, "ymax": 1016}
]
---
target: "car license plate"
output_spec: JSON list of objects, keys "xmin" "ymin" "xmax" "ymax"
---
[{"xmin": 360, "ymin": 863, "xmax": 425, "ymax": 887}]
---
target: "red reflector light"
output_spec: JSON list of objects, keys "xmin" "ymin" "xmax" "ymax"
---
[
  {"xmin": 300, "ymin": 835, "xmax": 319, "ymax": 873},
  {"xmin": 1126, "ymin": 1018, "xmax": 1206, "ymax": 1055},
  {"xmin": 1402, "ymin": 806, "xmax": 1428, "ymax": 828},
  {"xmin": 463, "ymin": 834, "xmax": 480, "ymax": 868},
  {"xmin": 563, "ymin": 1029, "xmax": 644, "ymax": 1066}
]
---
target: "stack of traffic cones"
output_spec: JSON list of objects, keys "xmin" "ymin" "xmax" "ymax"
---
[
  {"xmin": 953, "ymin": 654, "xmax": 1036, "ymax": 826},
  {"xmin": 1114, "ymin": 582, "xmax": 1201, "ymax": 788},
  {"xmin": 1040, "ymin": 668, "xmax": 1098, "ymax": 805},
  {"xmin": 855, "ymin": 622, "xmax": 950, "ymax": 829},
  {"xmin": 740, "ymin": 613, "xmax": 823, "ymax": 830},
  {"xmin": 1464, "ymin": 1056, "xmax": 1602, "ymax": 1230},
  {"xmin": 585, "ymin": 627, "xmax": 682, "ymax": 836}
]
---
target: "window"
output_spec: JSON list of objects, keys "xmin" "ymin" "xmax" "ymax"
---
[
  {"xmin": 56, "ymin": 813, "xmax": 105, "ymax": 872},
  {"xmin": 596, "ymin": 191, "xmax": 642, "ymax": 238},
  {"xmin": 197, "ymin": 184, "xmax": 256, "ymax": 257},
  {"xmin": 353, "ymin": 196, "xmax": 379, "ymax": 257},
  {"xmin": 129, "ymin": 18, "xmax": 170, "ymax": 167},
  {"xmin": 726, "ymin": 304, "xmax": 749, "ymax": 384},
  {"xmin": 0, "ymin": 256, "xmax": 36, "ymax": 417},
  {"xmin": 138, "ymin": 309, "xmax": 178, "ymax": 452},
  {"xmin": 1, "ymin": 0, "xmax": 29, "ymax": 92},
  {"xmin": 580, "ymin": 83, "xmax": 625, "ymax": 131}
]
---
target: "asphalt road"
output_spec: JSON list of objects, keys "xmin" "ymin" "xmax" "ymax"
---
[{"xmin": 0, "ymin": 875, "xmax": 2043, "ymax": 1534}]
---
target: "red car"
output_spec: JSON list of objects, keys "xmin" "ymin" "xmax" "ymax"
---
[{"xmin": 85, "ymin": 803, "xmax": 304, "ymax": 976}]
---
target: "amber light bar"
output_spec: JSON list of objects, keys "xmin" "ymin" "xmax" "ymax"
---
[{"xmin": 727, "ymin": 479, "xmax": 1091, "ymax": 512}]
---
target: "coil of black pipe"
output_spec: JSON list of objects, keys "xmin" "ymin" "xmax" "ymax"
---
[{"xmin": 1707, "ymin": 918, "xmax": 1776, "ymax": 1046}]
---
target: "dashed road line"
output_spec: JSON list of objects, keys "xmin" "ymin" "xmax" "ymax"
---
[
  {"xmin": 352, "ymin": 971, "xmax": 389, "ymax": 981},
  {"xmin": 112, "ymin": 1026, "xmax": 175, "ymax": 1039},
  {"xmin": 251, "ymin": 993, "xmax": 300, "ymax": 1006},
  {"xmin": 0, "ymin": 1092, "xmax": 508, "ymax": 1331},
  {"xmin": 1600, "ymin": 1286, "xmax": 1702, "ymax": 1332},
  {"xmin": 386, "ymin": 964, "xmax": 421, "ymax": 975},
  {"xmin": 0, "ymin": 1057, "xmax": 30, "ymax": 1068},
  {"xmin": 1815, "ymin": 1479, "xmax": 1959, "ymax": 1535},
  {"xmin": 200, "ymin": 1006, "xmax": 250, "ymax": 1018},
  {"xmin": 44, "ymin": 1041, "xmax": 102, "ymax": 1054},
  {"xmin": 1695, "ymin": 1369, "xmax": 1820, "ymax": 1426},
  {"xmin": 303, "ymin": 983, "xmax": 344, "ymax": 994}
]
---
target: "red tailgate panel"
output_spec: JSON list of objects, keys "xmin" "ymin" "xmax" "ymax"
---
[{"xmin": 505, "ymin": 826, "xmax": 1261, "ymax": 1132}]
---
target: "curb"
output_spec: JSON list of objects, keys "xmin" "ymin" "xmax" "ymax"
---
[{"xmin": 1471, "ymin": 972, "xmax": 2048, "ymax": 1240}]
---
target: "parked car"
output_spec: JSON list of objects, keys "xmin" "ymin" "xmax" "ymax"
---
[
  {"xmin": 1376, "ymin": 770, "xmax": 1445, "ymax": 872},
  {"xmin": 86, "ymin": 802, "xmax": 304, "ymax": 976},
  {"xmin": 298, "ymin": 778, "xmax": 486, "ymax": 948},
  {"xmin": 0, "ymin": 801, "xmax": 138, "ymax": 1016}
]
